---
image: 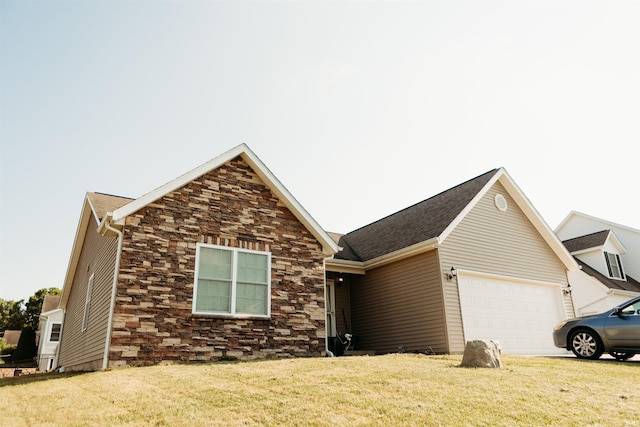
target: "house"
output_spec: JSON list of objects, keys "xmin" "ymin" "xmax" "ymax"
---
[
  {"xmin": 36, "ymin": 295, "xmax": 63, "ymax": 371},
  {"xmin": 1, "ymin": 330, "xmax": 21, "ymax": 346},
  {"xmin": 57, "ymin": 144, "xmax": 338, "ymax": 371},
  {"xmin": 325, "ymin": 168, "xmax": 579, "ymax": 356},
  {"xmin": 556, "ymin": 212, "xmax": 640, "ymax": 315}
]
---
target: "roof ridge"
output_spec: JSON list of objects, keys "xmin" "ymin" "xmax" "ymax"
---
[
  {"xmin": 91, "ymin": 191, "xmax": 134, "ymax": 200},
  {"xmin": 561, "ymin": 229, "xmax": 611, "ymax": 244},
  {"xmin": 343, "ymin": 168, "xmax": 499, "ymax": 235}
]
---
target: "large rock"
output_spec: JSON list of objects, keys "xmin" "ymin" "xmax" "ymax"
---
[{"xmin": 460, "ymin": 340, "xmax": 503, "ymax": 368}]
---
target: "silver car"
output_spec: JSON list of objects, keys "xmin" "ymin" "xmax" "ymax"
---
[{"xmin": 553, "ymin": 296, "xmax": 640, "ymax": 361}]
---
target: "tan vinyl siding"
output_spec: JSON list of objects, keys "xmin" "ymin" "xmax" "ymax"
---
[
  {"xmin": 349, "ymin": 250, "xmax": 446, "ymax": 354},
  {"xmin": 58, "ymin": 215, "xmax": 118, "ymax": 371},
  {"xmin": 439, "ymin": 182, "xmax": 569, "ymax": 353}
]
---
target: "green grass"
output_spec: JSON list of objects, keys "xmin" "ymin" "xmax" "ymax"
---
[{"xmin": 1, "ymin": 354, "xmax": 638, "ymax": 426}]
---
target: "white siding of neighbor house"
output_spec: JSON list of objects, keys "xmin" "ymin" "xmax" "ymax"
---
[
  {"xmin": 58, "ymin": 214, "xmax": 119, "ymax": 371},
  {"xmin": 439, "ymin": 182, "xmax": 571, "ymax": 353},
  {"xmin": 556, "ymin": 215, "xmax": 640, "ymax": 280}
]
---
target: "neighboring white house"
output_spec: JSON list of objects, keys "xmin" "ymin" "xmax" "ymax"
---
[
  {"xmin": 556, "ymin": 212, "xmax": 640, "ymax": 316},
  {"xmin": 36, "ymin": 295, "xmax": 63, "ymax": 371}
]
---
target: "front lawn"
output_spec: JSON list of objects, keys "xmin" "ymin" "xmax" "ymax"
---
[{"xmin": 1, "ymin": 354, "xmax": 637, "ymax": 426}]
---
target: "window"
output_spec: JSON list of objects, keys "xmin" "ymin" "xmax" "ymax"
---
[
  {"xmin": 82, "ymin": 274, "xmax": 94, "ymax": 331},
  {"xmin": 49, "ymin": 323, "xmax": 61, "ymax": 342},
  {"xmin": 620, "ymin": 300, "xmax": 640, "ymax": 316},
  {"xmin": 604, "ymin": 252, "xmax": 625, "ymax": 280},
  {"xmin": 193, "ymin": 244, "xmax": 271, "ymax": 317}
]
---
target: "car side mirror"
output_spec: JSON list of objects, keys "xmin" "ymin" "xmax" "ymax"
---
[{"xmin": 613, "ymin": 307, "xmax": 622, "ymax": 316}]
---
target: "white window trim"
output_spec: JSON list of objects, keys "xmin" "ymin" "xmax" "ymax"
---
[
  {"xmin": 82, "ymin": 274, "xmax": 94, "ymax": 331},
  {"xmin": 192, "ymin": 243, "xmax": 271, "ymax": 318},
  {"xmin": 605, "ymin": 252, "xmax": 626, "ymax": 280},
  {"xmin": 49, "ymin": 322, "xmax": 62, "ymax": 343}
]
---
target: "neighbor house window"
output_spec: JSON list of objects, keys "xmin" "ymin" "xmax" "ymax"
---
[
  {"xmin": 49, "ymin": 323, "xmax": 61, "ymax": 342},
  {"xmin": 193, "ymin": 244, "xmax": 271, "ymax": 317},
  {"xmin": 604, "ymin": 252, "xmax": 625, "ymax": 280},
  {"xmin": 82, "ymin": 274, "xmax": 94, "ymax": 331}
]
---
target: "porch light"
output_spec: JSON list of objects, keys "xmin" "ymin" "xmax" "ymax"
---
[{"xmin": 448, "ymin": 267, "xmax": 457, "ymax": 280}]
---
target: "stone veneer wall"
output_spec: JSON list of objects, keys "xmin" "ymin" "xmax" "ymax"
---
[{"xmin": 109, "ymin": 157, "xmax": 327, "ymax": 367}]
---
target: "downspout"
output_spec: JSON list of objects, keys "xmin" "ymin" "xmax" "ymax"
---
[
  {"xmin": 323, "ymin": 257, "xmax": 335, "ymax": 357},
  {"xmin": 101, "ymin": 215, "xmax": 124, "ymax": 371}
]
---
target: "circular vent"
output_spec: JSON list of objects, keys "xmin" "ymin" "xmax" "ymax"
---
[{"xmin": 494, "ymin": 194, "xmax": 508, "ymax": 212}]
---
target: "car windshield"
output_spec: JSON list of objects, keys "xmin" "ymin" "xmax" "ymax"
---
[{"xmin": 619, "ymin": 300, "xmax": 640, "ymax": 316}]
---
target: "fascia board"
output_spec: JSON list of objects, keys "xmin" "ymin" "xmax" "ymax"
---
[
  {"xmin": 437, "ymin": 168, "xmax": 579, "ymax": 272},
  {"xmin": 611, "ymin": 288, "xmax": 640, "ymax": 298},
  {"xmin": 110, "ymin": 144, "xmax": 338, "ymax": 256},
  {"xmin": 326, "ymin": 238, "xmax": 440, "ymax": 274},
  {"xmin": 496, "ymin": 169, "xmax": 580, "ymax": 272},
  {"xmin": 60, "ymin": 195, "xmax": 95, "ymax": 309},
  {"xmin": 363, "ymin": 238, "xmax": 440, "ymax": 270},
  {"xmin": 239, "ymin": 147, "xmax": 339, "ymax": 256},
  {"xmin": 604, "ymin": 231, "xmax": 627, "ymax": 254},
  {"xmin": 570, "ymin": 247, "xmax": 603, "ymax": 257},
  {"xmin": 39, "ymin": 308, "xmax": 64, "ymax": 318},
  {"xmin": 111, "ymin": 144, "xmax": 247, "ymax": 221},
  {"xmin": 325, "ymin": 259, "xmax": 366, "ymax": 275},
  {"xmin": 560, "ymin": 211, "xmax": 640, "ymax": 235},
  {"xmin": 437, "ymin": 169, "xmax": 503, "ymax": 243},
  {"xmin": 554, "ymin": 210, "xmax": 578, "ymax": 234}
]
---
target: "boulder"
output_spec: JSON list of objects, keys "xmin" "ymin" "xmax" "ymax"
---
[{"xmin": 460, "ymin": 339, "xmax": 503, "ymax": 368}]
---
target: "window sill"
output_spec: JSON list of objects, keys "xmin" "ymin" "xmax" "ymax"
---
[{"xmin": 192, "ymin": 312, "xmax": 271, "ymax": 320}]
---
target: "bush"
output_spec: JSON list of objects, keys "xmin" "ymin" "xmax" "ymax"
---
[
  {"xmin": 13, "ymin": 326, "xmax": 36, "ymax": 364},
  {"xmin": 0, "ymin": 337, "xmax": 17, "ymax": 365}
]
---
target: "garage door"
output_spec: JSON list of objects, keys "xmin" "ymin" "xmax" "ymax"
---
[{"xmin": 458, "ymin": 274, "xmax": 566, "ymax": 355}]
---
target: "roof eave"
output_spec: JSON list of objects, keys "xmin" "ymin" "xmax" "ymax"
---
[
  {"xmin": 439, "ymin": 168, "xmax": 579, "ymax": 272},
  {"xmin": 496, "ymin": 170, "xmax": 580, "ymax": 272},
  {"xmin": 110, "ymin": 144, "xmax": 338, "ymax": 256},
  {"xmin": 328, "ymin": 237, "xmax": 441, "ymax": 273},
  {"xmin": 59, "ymin": 195, "xmax": 97, "ymax": 309}
]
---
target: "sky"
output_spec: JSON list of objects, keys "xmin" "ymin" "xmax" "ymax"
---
[{"xmin": 1, "ymin": 0, "xmax": 639, "ymax": 302}]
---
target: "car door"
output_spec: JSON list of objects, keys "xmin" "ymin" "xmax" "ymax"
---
[{"xmin": 603, "ymin": 299, "xmax": 640, "ymax": 348}]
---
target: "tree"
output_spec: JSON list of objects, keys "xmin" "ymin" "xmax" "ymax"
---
[
  {"xmin": 13, "ymin": 326, "xmax": 37, "ymax": 363},
  {"xmin": 0, "ymin": 298, "xmax": 26, "ymax": 331},
  {"xmin": 24, "ymin": 287, "xmax": 62, "ymax": 329}
]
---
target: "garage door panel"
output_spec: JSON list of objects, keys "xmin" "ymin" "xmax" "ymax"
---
[{"xmin": 458, "ymin": 274, "xmax": 566, "ymax": 355}]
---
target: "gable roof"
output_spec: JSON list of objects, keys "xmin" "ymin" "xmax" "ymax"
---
[
  {"xmin": 104, "ymin": 144, "xmax": 337, "ymax": 255},
  {"xmin": 41, "ymin": 295, "xmax": 61, "ymax": 314},
  {"xmin": 335, "ymin": 169, "xmax": 499, "ymax": 262},
  {"xmin": 562, "ymin": 230, "xmax": 610, "ymax": 253},
  {"xmin": 574, "ymin": 257, "xmax": 640, "ymax": 293},
  {"xmin": 562, "ymin": 230, "xmax": 626, "ymax": 254},
  {"xmin": 61, "ymin": 144, "xmax": 338, "ymax": 308},
  {"xmin": 331, "ymin": 167, "xmax": 578, "ymax": 272},
  {"xmin": 2, "ymin": 330, "xmax": 21, "ymax": 345},
  {"xmin": 87, "ymin": 193, "xmax": 133, "ymax": 222}
]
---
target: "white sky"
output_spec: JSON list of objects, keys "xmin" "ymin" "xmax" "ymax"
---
[{"xmin": 1, "ymin": 0, "xmax": 639, "ymax": 302}]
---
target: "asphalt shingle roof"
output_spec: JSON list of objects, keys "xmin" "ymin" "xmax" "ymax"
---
[
  {"xmin": 562, "ymin": 230, "xmax": 610, "ymax": 253},
  {"xmin": 574, "ymin": 257, "xmax": 640, "ymax": 293},
  {"xmin": 87, "ymin": 192, "xmax": 133, "ymax": 221},
  {"xmin": 335, "ymin": 169, "xmax": 499, "ymax": 262}
]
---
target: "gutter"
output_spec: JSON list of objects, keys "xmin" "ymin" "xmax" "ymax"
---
[{"xmin": 99, "ymin": 214, "xmax": 124, "ymax": 371}]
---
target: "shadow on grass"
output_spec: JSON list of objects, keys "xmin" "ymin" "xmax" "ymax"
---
[
  {"xmin": 542, "ymin": 355, "xmax": 640, "ymax": 365},
  {"xmin": 0, "ymin": 370, "xmax": 88, "ymax": 387}
]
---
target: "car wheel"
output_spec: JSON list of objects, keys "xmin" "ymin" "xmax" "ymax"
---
[
  {"xmin": 610, "ymin": 351, "xmax": 635, "ymax": 361},
  {"xmin": 569, "ymin": 329, "xmax": 603, "ymax": 360}
]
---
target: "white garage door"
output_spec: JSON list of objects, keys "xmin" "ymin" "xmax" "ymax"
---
[{"xmin": 458, "ymin": 274, "xmax": 566, "ymax": 355}]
